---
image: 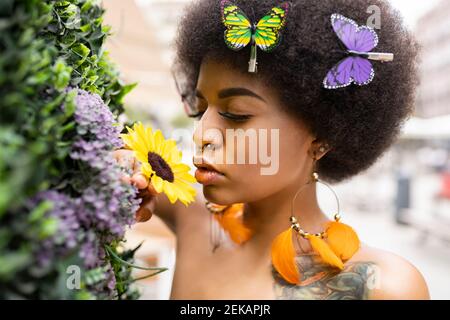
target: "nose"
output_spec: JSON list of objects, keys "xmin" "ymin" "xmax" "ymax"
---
[{"xmin": 192, "ymin": 108, "xmax": 224, "ymax": 158}]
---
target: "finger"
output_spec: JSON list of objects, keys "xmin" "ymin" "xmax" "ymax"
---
[
  {"xmin": 147, "ymin": 182, "xmax": 158, "ymax": 196},
  {"xmin": 120, "ymin": 174, "xmax": 131, "ymax": 184},
  {"xmin": 114, "ymin": 150, "xmax": 135, "ymax": 176},
  {"xmin": 131, "ymin": 173, "xmax": 148, "ymax": 190},
  {"xmin": 138, "ymin": 187, "xmax": 150, "ymax": 198},
  {"xmin": 131, "ymin": 155, "xmax": 141, "ymax": 175},
  {"xmin": 135, "ymin": 195, "xmax": 156, "ymax": 222},
  {"xmin": 134, "ymin": 174, "xmax": 158, "ymax": 196},
  {"xmin": 135, "ymin": 207, "xmax": 153, "ymax": 223}
]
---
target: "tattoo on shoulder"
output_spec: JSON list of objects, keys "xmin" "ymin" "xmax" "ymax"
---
[{"xmin": 272, "ymin": 254, "xmax": 379, "ymax": 300}]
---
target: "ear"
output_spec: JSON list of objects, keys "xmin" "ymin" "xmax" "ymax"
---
[{"xmin": 308, "ymin": 139, "xmax": 331, "ymax": 161}]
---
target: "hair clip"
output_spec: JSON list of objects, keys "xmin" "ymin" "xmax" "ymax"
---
[
  {"xmin": 323, "ymin": 13, "xmax": 394, "ymax": 89},
  {"xmin": 221, "ymin": 0, "xmax": 290, "ymax": 73}
]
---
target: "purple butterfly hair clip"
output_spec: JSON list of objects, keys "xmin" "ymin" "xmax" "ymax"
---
[{"xmin": 323, "ymin": 13, "xmax": 394, "ymax": 90}]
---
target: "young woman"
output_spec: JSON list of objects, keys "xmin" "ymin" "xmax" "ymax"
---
[{"xmin": 114, "ymin": 0, "xmax": 429, "ymax": 299}]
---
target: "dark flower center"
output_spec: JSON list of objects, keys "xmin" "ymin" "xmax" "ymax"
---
[{"xmin": 148, "ymin": 152, "xmax": 174, "ymax": 182}]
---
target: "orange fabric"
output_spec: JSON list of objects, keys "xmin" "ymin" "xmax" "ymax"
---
[
  {"xmin": 214, "ymin": 203, "xmax": 252, "ymax": 245},
  {"xmin": 271, "ymin": 228, "xmax": 300, "ymax": 284},
  {"xmin": 270, "ymin": 220, "xmax": 360, "ymax": 284},
  {"xmin": 326, "ymin": 221, "xmax": 360, "ymax": 261},
  {"xmin": 307, "ymin": 234, "xmax": 344, "ymax": 270}
]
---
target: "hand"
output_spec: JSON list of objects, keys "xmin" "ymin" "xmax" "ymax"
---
[{"xmin": 113, "ymin": 149, "xmax": 158, "ymax": 223}]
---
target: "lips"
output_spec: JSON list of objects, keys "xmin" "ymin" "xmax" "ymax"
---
[{"xmin": 194, "ymin": 160, "xmax": 225, "ymax": 186}]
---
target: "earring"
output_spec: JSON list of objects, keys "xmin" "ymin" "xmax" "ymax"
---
[
  {"xmin": 271, "ymin": 163, "xmax": 360, "ymax": 285},
  {"xmin": 205, "ymin": 201, "xmax": 253, "ymax": 253}
]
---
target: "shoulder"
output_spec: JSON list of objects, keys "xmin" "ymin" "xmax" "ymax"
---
[{"xmin": 350, "ymin": 245, "xmax": 430, "ymax": 300}]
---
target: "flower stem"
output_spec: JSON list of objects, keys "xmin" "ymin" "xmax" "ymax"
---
[
  {"xmin": 116, "ymin": 269, "xmax": 168, "ymax": 285},
  {"xmin": 105, "ymin": 245, "xmax": 168, "ymax": 272}
]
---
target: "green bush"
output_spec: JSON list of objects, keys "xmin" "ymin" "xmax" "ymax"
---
[{"xmin": 0, "ymin": 0, "xmax": 148, "ymax": 299}]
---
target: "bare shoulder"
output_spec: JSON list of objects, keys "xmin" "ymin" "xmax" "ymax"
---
[
  {"xmin": 273, "ymin": 246, "xmax": 429, "ymax": 300},
  {"xmin": 351, "ymin": 245, "xmax": 430, "ymax": 300}
]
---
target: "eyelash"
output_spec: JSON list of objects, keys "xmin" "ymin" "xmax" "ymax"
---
[{"xmin": 189, "ymin": 110, "xmax": 252, "ymax": 123}]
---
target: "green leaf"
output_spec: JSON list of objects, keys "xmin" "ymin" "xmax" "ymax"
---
[
  {"xmin": 52, "ymin": 59, "xmax": 73, "ymax": 90},
  {"xmin": 62, "ymin": 4, "xmax": 81, "ymax": 29},
  {"xmin": 116, "ymin": 83, "xmax": 137, "ymax": 104},
  {"xmin": 71, "ymin": 43, "xmax": 90, "ymax": 67},
  {"xmin": 28, "ymin": 200, "xmax": 54, "ymax": 223},
  {"xmin": 0, "ymin": 252, "xmax": 31, "ymax": 280},
  {"xmin": 39, "ymin": 217, "xmax": 59, "ymax": 239}
]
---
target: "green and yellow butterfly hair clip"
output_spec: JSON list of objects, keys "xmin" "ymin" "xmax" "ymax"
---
[{"xmin": 220, "ymin": 0, "xmax": 290, "ymax": 73}]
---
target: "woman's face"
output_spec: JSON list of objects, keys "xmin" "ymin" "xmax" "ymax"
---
[{"xmin": 192, "ymin": 58, "xmax": 317, "ymax": 205}]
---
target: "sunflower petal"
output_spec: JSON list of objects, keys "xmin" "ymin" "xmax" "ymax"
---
[
  {"xmin": 151, "ymin": 175, "xmax": 164, "ymax": 193},
  {"xmin": 145, "ymin": 126, "xmax": 155, "ymax": 151},
  {"xmin": 171, "ymin": 182, "xmax": 195, "ymax": 206},
  {"xmin": 153, "ymin": 130, "xmax": 164, "ymax": 154},
  {"xmin": 135, "ymin": 122, "xmax": 152, "ymax": 152},
  {"xmin": 163, "ymin": 180, "xmax": 178, "ymax": 204},
  {"xmin": 172, "ymin": 163, "xmax": 192, "ymax": 174},
  {"xmin": 134, "ymin": 150, "xmax": 149, "ymax": 164},
  {"xmin": 141, "ymin": 162, "xmax": 154, "ymax": 179}
]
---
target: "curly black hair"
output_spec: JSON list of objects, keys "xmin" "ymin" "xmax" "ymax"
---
[{"xmin": 173, "ymin": 0, "xmax": 419, "ymax": 183}]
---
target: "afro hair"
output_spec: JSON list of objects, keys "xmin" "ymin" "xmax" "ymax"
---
[{"xmin": 173, "ymin": 0, "xmax": 419, "ymax": 183}]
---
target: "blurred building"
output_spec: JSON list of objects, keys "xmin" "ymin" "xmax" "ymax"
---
[
  {"xmin": 415, "ymin": 0, "xmax": 450, "ymax": 118},
  {"xmin": 102, "ymin": 0, "xmax": 192, "ymax": 299},
  {"xmin": 102, "ymin": 0, "xmax": 190, "ymax": 124}
]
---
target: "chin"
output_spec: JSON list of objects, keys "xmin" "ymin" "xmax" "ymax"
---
[{"xmin": 202, "ymin": 186, "xmax": 239, "ymax": 206}]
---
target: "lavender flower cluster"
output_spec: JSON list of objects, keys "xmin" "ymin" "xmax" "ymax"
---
[
  {"xmin": 32, "ymin": 89, "xmax": 141, "ymax": 297},
  {"xmin": 70, "ymin": 89, "xmax": 140, "ymax": 246}
]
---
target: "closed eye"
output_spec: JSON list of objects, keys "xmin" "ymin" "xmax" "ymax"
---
[
  {"xmin": 218, "ymin": 111, "xmax": 252, "ymax": 122},
  {"xmin": 188, "ymin": 110, "xmax": 252, "ymax": 122},
  {"xmin": 188, "ymin": 111, "xmax": 205, "ymax": 120}
]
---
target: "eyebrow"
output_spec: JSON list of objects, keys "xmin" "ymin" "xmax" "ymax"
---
[{"xmin": 195, "ymin": 87, "xmax": 267, "ymax": 103}]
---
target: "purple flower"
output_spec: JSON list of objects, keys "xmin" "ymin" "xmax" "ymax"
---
[
  {"xmin": 32, "ymin": 89, "xmax": 141, "ymax": 298},
  {"xmin": 31, "ymin": 191, "xmax": 81, "ymax": 266},
  {"xmin": 73, "ymin": 89, "xmax": 124, "ymax": 149}
]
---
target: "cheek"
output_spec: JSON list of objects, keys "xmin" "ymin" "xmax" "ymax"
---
[
  {"xmin": 217, "ymin": 123, "xmax": 309, "ymax": 202},
  {"xmin": 278, "ymin": 128, "xmax": 309, "ymax": 177}
]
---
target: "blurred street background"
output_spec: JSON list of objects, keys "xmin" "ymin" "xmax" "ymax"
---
[{"xmin": 102, "ymin": 0, "xmax": 450, "ymax": 299}]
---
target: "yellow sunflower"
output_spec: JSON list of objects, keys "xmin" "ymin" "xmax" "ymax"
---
[{"xmin": 120, "ymin": 122, "xmax": 196, "ymax": 206}]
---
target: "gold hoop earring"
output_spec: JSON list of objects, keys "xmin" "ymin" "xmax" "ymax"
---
[
  {"xmin": 289, "ymin": 170, "xmax": 341, "ymax": 239},
  {"xmin": 271, "ymin": 166, "xmax": 360, "ymax": 285}
]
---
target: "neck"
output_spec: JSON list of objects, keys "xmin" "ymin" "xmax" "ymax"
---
[{"xmin": 243, "ymin": 177, "xmax": 330, "ymax": 252}]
